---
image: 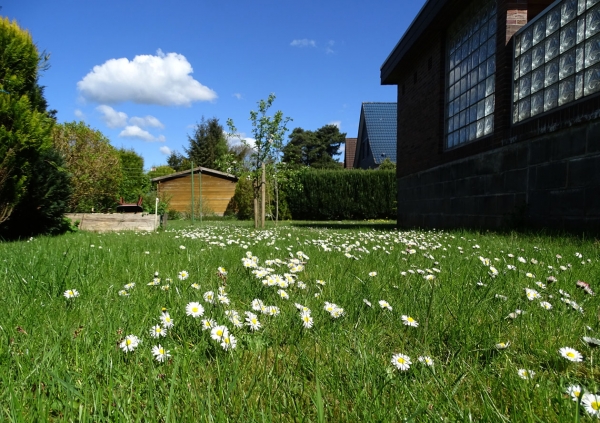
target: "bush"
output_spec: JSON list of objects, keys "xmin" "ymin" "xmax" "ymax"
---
[
  {"xmin": 225, "ymin": 176, "xmax": 254, "ymax": 220},
  {"xmin": 0, "ymin": 147, "xmax": 72, "ymax": 238},
  {"xmin": 285, "ymin": 169, "xmax": 396, "ymax": 220}
]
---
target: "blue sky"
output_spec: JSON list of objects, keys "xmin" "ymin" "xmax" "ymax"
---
[{"xmin": 6, "ymin": 0, "xmax": 425, "ymax": 169}]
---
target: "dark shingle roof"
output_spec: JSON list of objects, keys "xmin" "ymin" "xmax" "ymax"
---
[{"xmin": 362, "ymin": 103, "xmax": 397, "ymax": 165}]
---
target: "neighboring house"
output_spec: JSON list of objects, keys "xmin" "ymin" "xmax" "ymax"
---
[
  {"xmin": 151, "ymin": 167, "xmax": 238, "ymax": 216},
  {"xmin": 353, "ymin": 102, "xmax": 397, "ymax": 169},
  {"xmin": 382, "ymin": 0, "xmax": 600, "ymax": 229},
  {"xmin": 344, "ymin": 138, "xmax": 357, "ymax": 169}
]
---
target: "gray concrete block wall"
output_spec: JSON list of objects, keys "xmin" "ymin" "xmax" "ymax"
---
[{"xmin": 397, "ymin": 121, "xmax": 600, "ymax": 230}]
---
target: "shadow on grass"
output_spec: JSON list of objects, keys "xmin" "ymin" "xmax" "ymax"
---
[{"xmin": 290, "ymin": 221, "xmax": 397, "ymax": 231}]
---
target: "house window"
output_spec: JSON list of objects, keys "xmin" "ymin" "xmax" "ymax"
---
[
  {"xmin": 513, "ymin": 0, "xmax": 600, "ymax": 123},
  {"xmin": 446, "ymin": 0, "xmax": 497, "ymax": 149}
]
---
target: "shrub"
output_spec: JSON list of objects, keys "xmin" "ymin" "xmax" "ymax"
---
[{"xmin": 285, "ymin": 169, "xmax": 396, "ymax": 220}]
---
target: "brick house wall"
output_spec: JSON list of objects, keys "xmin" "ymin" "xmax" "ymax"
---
[{"xmin": 383, "ymin": 0, "xmax": 600, "ymax": 230}]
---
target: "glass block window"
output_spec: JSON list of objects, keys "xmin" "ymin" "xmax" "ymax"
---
[
  {"xmin": 513, "ymin": 0, "xmax": 600, "ymax": 123},
  {"xmin": 446, "ymin": 0, "xmax": 497, "ymax": 149}
]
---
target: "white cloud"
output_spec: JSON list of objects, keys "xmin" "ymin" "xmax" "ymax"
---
[
  {"xmin": 290, "ymin": 39, "xmax": 316, "ymax": 48},
  {"xmin": 326, "ymin": 40, "xmax": 336, "ymax": 54},
  {"xmin": 77, "ymin": 49, "xmax": 217, "ymax": 106},
  {"xmin": 159, "ymin": 146, "xmax": 172, "ymax": 155},
  {"xmin": 74, "ymin": 109, "xmax": 85, "ymax": 120},
  {"xmin": 129, "ymin": 115, "xmax": 164, "ymax": 129},
  {"xmin": 226, "ymin": 132, "xmax": 256, "ymax": 150},
  {"xmin": 96, "ymin": 105, "xmax": 128, "ymax": 128},
  {"xmin": 119, "ymin": 125, "xmax": 166, "ymax": 142},
  {"xmin": 329, "ymin": 120, "xmax": 342, "ymax": 129},
  {"xmin": 233, "ymin": 93, "xmax": 243, "ymax": 100}
]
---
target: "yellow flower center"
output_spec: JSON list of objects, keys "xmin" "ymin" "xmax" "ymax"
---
[
  {"xmin": 126, "ymin": 339, "xmax": 132, "ymax": 345},
  {"xmin": 592, "ymin": 401, "xmax": 600, "ymax": 411},
  {"xmin": 397, "ymin": 357, "xmax": 405, "ymax": 364},
  {"xmin": 567, "ymin": 352, "xmax": 575, "ymax": 358},
  {"xmin": 192, "ymin": 307, "xmax": 198, "ymax": 313}
]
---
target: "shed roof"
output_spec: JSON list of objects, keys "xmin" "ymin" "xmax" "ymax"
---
[
  {"xmin": 358, "ymin": 102, "xmax": 397, "ymax": 165},
  {"xmin": 381, "ymin": 0, "xmax": 449, "ymax": 84},
  {"xmin": 151, "ymin": 166, "xmax": 238, "ymax": 183}
]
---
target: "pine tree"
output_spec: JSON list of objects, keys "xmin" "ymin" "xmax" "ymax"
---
[{"xmin": 185, "ymin": 117, "xmax": 228, "ymax": 169}]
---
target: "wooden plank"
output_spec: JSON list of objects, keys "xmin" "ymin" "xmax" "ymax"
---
[{"xmin": 65, "ymin": 213, "xmax": 158, "ymax": 232}]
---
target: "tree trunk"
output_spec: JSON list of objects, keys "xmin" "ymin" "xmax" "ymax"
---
[{"xmin": 261, "ymin": 163, "xmax": 266, "ymax": 228}]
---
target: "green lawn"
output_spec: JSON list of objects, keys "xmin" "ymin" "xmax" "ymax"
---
[{"xmin": 1, "ymin": 222, "xmax": 599, "ymax": 421}]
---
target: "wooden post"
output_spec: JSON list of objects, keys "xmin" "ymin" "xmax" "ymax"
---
[
  {"xmin": 155, "ymin": 197, "xmax": 159, "ymax": 231},
  {"xmin": 191, "ymin": 161, "xmax": 194, "ymax": 223},
  {"xmin": 199, "ymin": 168, "xmax": 203, "ymax": 224},
  {"xmin": 275, "ymin": 176, "xmax": 278, "ymax": 225},
  {"xmin": 253, "ymin": 180, "xmax": 258, "ymax": 229},
  {"xmin": 261, "ymin": 162, "xmax": 266, "ymax": 228}
]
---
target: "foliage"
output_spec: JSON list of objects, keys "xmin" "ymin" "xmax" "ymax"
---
[
  {"xmin": 166, "ymin": 151, "xmax": 191, "ymax": 172},
  {"xmin": 0, "ymin": 17, "xmax": 55, "ymax": 224},
  {"xmin": 378, "ymin": 157, "xmax": 396, "ymax": 171},
  {"xmin": 286, "ymin": 169, "xmax": 396, "ymax": 220},
  {"xmin": 53, "ymin": 121, "xmax": 122, "ymax": 212},
  {"xmin": 282, "ymin": 124, "xmax": 345, "ymax": 169},
  {"xmin": 225, "ymin": 175, "xmax": 254, "ymax": 219},
  {"xmin": 0, "ymin": 147, "xmax": 72, "ymax": 238},
  {"xmin": 118, "ymin": 148, "xmax": 150, "ymax": 203},
  {"xmin": 147, "ymin": 165, "xmax": 176, "ymax": 180},
  {"xmin": 142, "ymin": 190, "xmax": 171, "ymax": 216},
  {"xmin": 185, "ymin": 117, "xmax": 229, "ymax": 170},
  {"xmin": 227, "ymin": 94, "xmax": 292, "ymax": 226}
]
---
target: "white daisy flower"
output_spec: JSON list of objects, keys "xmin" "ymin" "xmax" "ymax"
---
[
  {"xmin": 152, "ymin": 344, "xmax": 171, "ymax": 362},
  {"xmin": 160, "ymin": 312, "xmax": 174, "ymax": 328},
  {"xmin": 559, "ymin": 347, "xmax": 583, "ymax": 362},
  {"xmin": 402, "ymin": 315, "xmax": 419, "ymax": 327},
  {"xmin": 185, "ymin": 302, "xmax": 204, "ymax": 318},
  {"xmin": 582, "ymin": 393, "xmax": 600, "ymax": 417},
  {"xmin": 391, "ymin": 353, "xmax": 412, "ymax": 371},
  {"xmin": 150, "ymin": 325, "xmax": 167, "ymax": 338},
  {"xmin": 517, "ymin": 369, "xmax": 535, "ymax": 379},
  {"xmin": 120, "ymin": 335, "xmax": 140, "ymax": 353},
  {"xmin": 210, "ymin": 325, "xmax": 229, "ymax": 341},
  {"xmin": 64, "ymin": 289, "xmax": 80, "ymax": 299},
  {"xmin": 378, "ymin": 300, "xmax": 392, "ymax": 311},
  {"xmin": 418, "ymin": 356, "xmax": 434, "ymax": 366}
]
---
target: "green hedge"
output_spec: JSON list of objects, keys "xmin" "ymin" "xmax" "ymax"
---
[{"xmin": 286, "ymin": 170, "xmax": 396, "ymax": 220}]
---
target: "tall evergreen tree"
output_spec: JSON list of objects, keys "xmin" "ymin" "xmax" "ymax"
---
[
  {"xmin": 166, "ymin": 151, "xmax": 190, "ymax": 172},
  {"xmin": 0, "ymin": 17, "xmax": 70, "ymax": 236},
  {"xmin": 185, "ymin": 117, "xmax": 228, "ymax": 169}
]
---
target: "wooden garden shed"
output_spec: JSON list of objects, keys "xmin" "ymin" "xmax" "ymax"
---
[{"xmin": 151, "ymin": 167, "xmax": 238, "ymax": 216}]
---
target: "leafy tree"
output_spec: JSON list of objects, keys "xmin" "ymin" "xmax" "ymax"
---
[
  {"xmin": 147, "ymin": 165, "xmax": 176, "ymax": 179},
  {"xmin": 53, "ymin": 121, "xmax": 122, "ymax": 212},
  {"xmin": 227, "ymin": 94, "xmax": 292, "ymax": 228},
  {"xmin": 185, "ymin": 117, "xmax": 229, "ymax": 169},
  {"xmin": 166, "ymin": 151, "xmax": 191, "ymax": 172},
  {"xmin": 118, "ymin": 148, "xmax": 150, "ymax": 203},
  {"xmin": 282, "ymin": 124, "xmax": 345, "ymax": 169},
  {"xmin": 0, "ymin": 17, "xmax": 55, "ymax": 224}
]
